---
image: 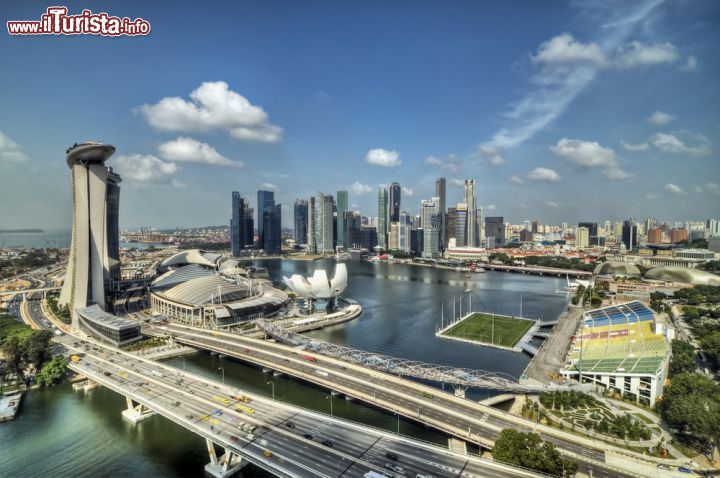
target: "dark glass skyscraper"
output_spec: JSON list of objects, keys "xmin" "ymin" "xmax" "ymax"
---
[
  {"xmin": 231, "ymin": 192, "xmax": 242, "ymax": 256},
  {"xmin": 622, "ymin": 219, "xmax": 637, "ymax": 251},
  {"xmin": 257, "ymin": 190, "xmax": 275, "ymax": 249},
  {"xmin": 485, "ymin": 216, "xmax": 505, "ymax": 247},
  {"xmin": 294, "ymin": 199, "xmax": 309, "ymax": 246},
  {"xmin": 262, "ymin": 204, "xmax": 282, "ymax": 254},
  {"xmin": 435, "ymin": 177, "xmax": 446, "ymax": 250},
  {"xmin": 389, "ymin": 182, "xmax": 401, "ymax": 222},
  {"xmin": 336, "ymin": 190, "xmax": 348, "ymax": 249}
]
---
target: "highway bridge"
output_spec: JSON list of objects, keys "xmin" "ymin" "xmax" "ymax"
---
[
  {"xmin": 0, "ymin": 286, "xmax": 61, "ymax": 298},
  {"xmin": 144, "ymin": 322, "xmax": 641, "ymax": 478},
  {"xmin": 56, "ymin": 335, "xmax": 536, "ymax": 478},
  {"xmin": 255, "ymin": 319, "xmax": 582, "ymax": 394},
  {"xmin": 481, "ymin": 264, "xmax": 592, "ymax": 277}
]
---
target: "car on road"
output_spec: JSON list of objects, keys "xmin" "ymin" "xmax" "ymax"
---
[
  {"xmin": 321, "ymin": 440, "xmax": 333, "ymax": 447},
  {"xmin": 385, "ymin": 451, "xmax": 398, "ymax": 461},
  {"xmin": 185, "ymin": 414, "xmax": 194, "ymax": 419},
  {"xmin": 263, "ymin": 450, "xmax": 273, "ymax": 458},
  {"xmin": 678, "ymin": 466, "xmax": 692, "ymax": 473},
  {"xmin": 656, "ymin": 464, "xmax": 671, "ymax": 470},
  {"xmin": 303, "ymin": 433, "xmax": 313, "ymax": 440},
  {"xmin": 229, "ymin": 435, "xmax": 239, "ymax": 442},
  {"xmin": 285, "ymin": 422, "xmax": 295, "ymax": 428}
]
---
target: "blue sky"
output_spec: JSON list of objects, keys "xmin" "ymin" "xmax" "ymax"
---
[{"xmin": 0, "ymin": 0, "xmax": 718, "ymax": 229}]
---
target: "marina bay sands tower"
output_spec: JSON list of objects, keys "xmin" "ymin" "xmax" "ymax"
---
[{"xmin": 59, "ymin": 142, "xmax": 121, "ymax": 326}]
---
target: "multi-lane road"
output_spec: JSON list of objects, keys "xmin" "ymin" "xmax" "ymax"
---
[
  {"xmin": 57, "ymin": 335, "xmax": 540, "ymax": 478},
  {"xmin": 145, "ymin": 322, "xmax": 644, "ymax": 478}
]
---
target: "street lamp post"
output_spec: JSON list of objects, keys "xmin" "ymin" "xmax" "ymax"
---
[
  {"xmin": 218, "ymin": 367, "xmax": 224, "ymax": 384},
  {"xmin": 326, "ymin": 394, "xmax": 333, "ymax": 416},
  {"xmin": 267, "ymin": 381, "xmax": 275, "ymax": 400}
]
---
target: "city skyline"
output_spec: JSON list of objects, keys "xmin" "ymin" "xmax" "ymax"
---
[{"xmin": 1, "ymin": 1, "xmax": 719, "ymax": 230}]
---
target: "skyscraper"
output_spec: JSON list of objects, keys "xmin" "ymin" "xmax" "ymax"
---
[
  {"xmin": 59, "ymin": 142, "xmax": 121, "ymax": 325},
  {"xmin": 576, "ymin": 227, "xmax": 590, "ymax": 248},
  {"xmin": 314, "ymin": 192, "xmax": 334, "ymax": 253},
  {"xmin": 622, "ymin": 219, "xmax": 637, "ymax": 251},
  {"xmin": 262, "ymin": 204, "xmax": 282, "ymax": 254},
  {"xmin": 293, "ymin": 199, "xmax": 309, "ymax": 246},
  {"xmin": 389, "ymin": 182, "xmax": 401, "ymax": 223},
  {"xmin": 242, "ymin": 203, "xmax": 254, "ymax": 247},
  {"xmin": 231, "ymin": 192, "xmax": 250, "ymax": 256},
  {"xmin": 336, "ymin": 190, "xmax": 348, "ymax": 249},
  {"xmin": 308, "ymin": 196, "xmax": 316, "ymax": 252},
  {"xmin": 421, "ymin": 197, "xmax": 440, "ymax": 258},
  {"xmin": 257, "ymin": 190, "xmax": 275, "ymax": 247},
  {"xmin": 435, "ymin": 178, "xmax": 446, "ymax": 250},
  {"xmin": 377, "ymin": 187, "xmax": 389, "ymax": 250},
  {"xmin": 454, "ymin": 203, "xmax": 468, "ymax": 247},
  {"xmin": 484, "ymin": 216, "xmax": 505, "ymax": 248},
  {"xmin": 463, "ymin": 179, "xmax": 477, "ymax": 247}
]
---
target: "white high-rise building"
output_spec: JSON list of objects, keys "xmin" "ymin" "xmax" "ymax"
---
[
  {"xmin": 576, "ymin": 227, "xmax": 590, "ymax": 248},
  {"xmin": 59, "ymin": 142, "xmax": 121, "ymax": 326},
  {"xmin": 463, "ymin": 179, "xmax": 477, "ymax": 247}
]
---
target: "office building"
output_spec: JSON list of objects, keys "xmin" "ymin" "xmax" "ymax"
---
[
  {"xmin": 262, "ymin": 204, "xmax": 282, "ymax": 254},
  {"xmin": 531, "ymin": 220, "xmax": 539, "ymax": 234},
  {"xmin": 436, "ymin": 177, "xmax": 446, "ymax": 250},
  {"xmin": 308, "ymin": 196, "xmax": 316, "ymax": 252},
  {"xmin": 356, "ymin": 226, "xmax": 378, "ymax": 250},
  {"xmin": 257, "ymin": 190, "xmax": 275, "ymax": 249},
  {"xmin": 463, "ymin": 179, "xmax": 477, "ymax": 247},
  {"xmin": 446, "ymin": 206, "xmax": 457, "ymax": 247},
  {"xmin": 484, "ymin": 216, "xmax": 505, "ymax": 247},
  {"xmin": 377, "ymin": 187, "xmax": 389, "ymax": 250},
  {"xmin": 336, "ymin": 190, "xmax": 348, "ymax": 249},
  {"xmin": 622, "ymin": 219, "xmax": 637, "ymax": 251},
  {"xmin": 421, "ymin": 197, "xmax": 440, "ymax": 258},
  {"xmin": 453, "ymin": 203, "xmax": 468, "ymax": 247},
  {"xmin": 576, "ymin": 227, "xmax": 590, "ymax": 248},
  {"xmin": 59, "ymin": 142, "xmax": 121, "ymax": 326},
  {"xmin": 293, "ymin": 199, "xmax": 309, "ymax": 246},
  {"xmin": 230, "ymin": 192, "xmax": 253, "ymax": 256},
  {"xmin": 389, "ymin": 182, "xmax": 401, "ymax": 223},
  {"xmin": 578, "ymin": 222, "xmax": 598, "ymax": 245},
  {"xmin": 707, "ymin": 219, "xmax": 719, "ymax": 237},
  {"xmin": 314, "ymin": 192, "xmax": 334, "ymax": 253}
]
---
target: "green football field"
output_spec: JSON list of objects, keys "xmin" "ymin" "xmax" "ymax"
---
[{"xmin": 443, "ymin": 313, "xmax": 534, "ymax": 347}]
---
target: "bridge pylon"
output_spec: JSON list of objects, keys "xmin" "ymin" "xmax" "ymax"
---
[
  {"xmin": 121, "ymin": 397, "xmax": 156, "ymax": 423},
  {"xmin": 205, "ymin": 438, "xmax": 246, "ymax": 478},
  {"xmin": 453, "ymin": 385, "xmax": 468, "ymax": 399}
]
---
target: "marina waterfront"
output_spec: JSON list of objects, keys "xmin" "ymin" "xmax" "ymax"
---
[{"xmin": 1, "ymin": 260, "xmax": 568, "ymax": 477}]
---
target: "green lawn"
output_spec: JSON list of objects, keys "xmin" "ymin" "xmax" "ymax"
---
[{"xmin": 443, "ymin": 313, "xmax": 534, "ymax": 347}]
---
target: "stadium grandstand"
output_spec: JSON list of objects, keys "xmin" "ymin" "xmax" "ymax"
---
[{"xmin": 561, "ymin": 301, "xmax": 670, "ymax": 405}]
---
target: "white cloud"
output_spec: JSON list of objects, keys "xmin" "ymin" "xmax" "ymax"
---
[
  {"xmin": 477, "ymin": 144, "xmax": 505, "ymax": 166},
  {"xmin": 613, "ymin": 41, "xmax": 679, "ymax": 69},
  {"xmin": 651, "ymin": 133, "xmax": 711, "ymax": 156},
  {"xmin": 138, "ymin": 81, "xmax": 283, "ymax": 142},
  {"xmin": 425, "ymin": 154, "xmax": 459, "ymax": 173},
  {"xmin": 532, "ymin": 33, "xmax": 607, "ymax": 66},
  {"xmin": 485, "ymin": 204, "xmax": 496, "ymax": 211},
  {"xmin": 115, "ymin": 154, "xmax": 181, "ymax": 186},
  {"xmin": 450, "ymin": 178, "xmax": 465, "ymax": 187},
  {"xmin": 693, "ymin": 182, "xmax": 720, "ymax": 195},
  {"xmin": 158, "ymin": 136, "xmax": 243, "ymax": 168},
  {"xmin": 547, "ymin": 200, "xmax": 559, "ymax": 208},
  {"xmin": 510, "ymin": 175, "xmax": 524, "ymax": 184},
  {"xmin": 0, "ymin": 132, "xmax": 29, "ymax": 163},
  {"xmin": 366, "ymin": 148, "xmax": 401, "ymax": 167},
  {"xmin": 647, "ymin": 111, "xmax": 675, "ymax": 125},
  {"xmin": 261, "ymin": 182, "xmax": 278, "ymax": 190},
  {"xmin": 681, "ymin": 55, "xmax": 698, "ymax": 72},
  {"xmin": 664, "ymin": 183, "xmax": 685, "ymax": 195},
  {"xmin": 401, "ymin": 186, "xmax": 414, "ymax": 197},
  {"xmin": 550, "ymin": 138, "xmax": 632, "ymax": 179},
  {"xmin": 527, "ymin": 167, "xmax": 561, "ymax": 182},
  {"xmin": 621, "ymin": 140, "xmax": 649, "ymax": 152},
  {"xmin": 349, "ymin": 181, "xmax": 372, "ymax": 195}
]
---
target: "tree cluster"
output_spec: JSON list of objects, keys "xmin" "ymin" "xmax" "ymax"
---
[
  {"xmin": 0, "ymin": 314, "xmax": 55, "ymax": 382},
  {"xmin": 35, "ymin": 355, "xmax": 68, "ymax": 386},
  {"xmin": 659, "ymin": 373, "xmax": 720, "ymax": 456},
  {"xmin": 674, "ymin": 285, "xmax": 720, "ymax": 306},
  {"xmin": 699, "ymin": 260, "xmax": 720, "ymax": 274},
  {"xmin": 492, "ymin": 429, "xmax": 578, "ymax": 477},
  {"xmin": 669, "ymin": 340, "xmax": 696, "ymax": 376}
]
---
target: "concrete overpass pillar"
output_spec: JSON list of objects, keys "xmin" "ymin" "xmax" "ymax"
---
[
  {"xmin": 121, "ymin": 397, "xmax": 156, "ymax": 423},
  {"xmin": 453, "ymin": 386, "xmax": 467, "ymax": 399},
  {"xmin": 204, "ymin": 438, "xmax": 246, "ymax": 478}
]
